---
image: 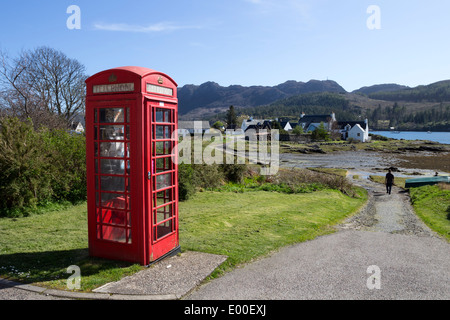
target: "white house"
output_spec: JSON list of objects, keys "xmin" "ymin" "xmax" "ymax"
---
[
  {"xmin": 340, "ymin": 119, "xmax": 370, "ymax": 142},
  {"xmin": 279, "ymin": 121, "xmax": 292, "ymax": 131}
]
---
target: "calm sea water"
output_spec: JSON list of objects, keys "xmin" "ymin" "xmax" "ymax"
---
[{"xmin": 373, "ymin": 131, "xmax": 450, "ymax": 145}]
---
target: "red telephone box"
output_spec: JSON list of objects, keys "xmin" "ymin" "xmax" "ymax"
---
[{"xmin": 85, "ymin": 66, "xmax": 180, "ymax": 265}]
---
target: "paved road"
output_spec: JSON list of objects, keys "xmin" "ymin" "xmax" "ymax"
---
[
  {"xmin": 0, "ymin": 284, "xmax": 66, "ymax": 300},
  {"xmin": 186, "ymin": 173, "xmax": 450, "ymax": 300}
]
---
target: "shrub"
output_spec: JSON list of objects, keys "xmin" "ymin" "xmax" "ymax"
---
[
  {"xmin": 41, "ymin": 128, "xmax": 86, "ymax": 203},
  {"xmin": 0, "ymin": 118, "xmax": 52, "ymax": 212},
  {"xmin": 220, "ymin": 163, "xmax": 246, "ymax": 184},
  {"xmin": 178, "ymin": 163, "xmax": 195, "ymax": 201},
  {"xmin": 0, "ymin": 117, "xmax": 87, "ymax": 217}
]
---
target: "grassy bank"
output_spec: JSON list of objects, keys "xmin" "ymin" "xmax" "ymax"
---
[
  {"xmin": 409, "ymin": 184, "xmax": 450, "ymax": 241},
  {"xmin": 0, "ymin": 185, "xmax": 367, "ymax": 291},
  {"xmin": 179, "ymin": 188, "xmax": 367, "ymax": 278}
]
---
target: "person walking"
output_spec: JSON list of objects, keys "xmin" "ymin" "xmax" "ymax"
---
[{"xmin": 385, "ymin": 169, "xmax": 395, "ymax": 195}]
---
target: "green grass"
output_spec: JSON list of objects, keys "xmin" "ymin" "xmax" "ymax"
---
[
  {"xmin": 0, "ymin": 202, "xmax": 144, "ymax": 292},
  {"xmin": 409, "ymin": 185, "xmax": 450, "ymax": 241},
  {"xmin": 307, "ymin": 167, "xmax": 348, "ymax": 177},
  {"xmin": 0, "ymin": 187, "xmax": 367, "ymax": 291},
  {"xmin": 178, "ymin": 188, "xmax": 367, "ymax": 278}
]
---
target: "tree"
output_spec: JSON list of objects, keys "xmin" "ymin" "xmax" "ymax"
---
[
  {"xmin": 226, "ymin": 105, "xmax": 237, "ymax": 127},
  {"xmin": 292, "ymin": 125, "xmax": 304, "ymax": 136},
  {"xmin": 212, "ymin": 120, "xmax": 224, "ymax": 130},
  {"xmin": 0, "ymin": 46, "xmax": 88, "ymax": 128},
  {"xmin": 311, "ymin": 122, "xmax": 330, "ymax": 141}
]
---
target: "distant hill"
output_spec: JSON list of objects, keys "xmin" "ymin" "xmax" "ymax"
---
[
  {"xmin": 177, "ymin": 79, "xmax": 346, "ymax": 118},
  {"xmin": 367, "ymin": 80, "xmax": 450, "ymax": 102},
  {"xmin": 352, "ymin": 84, "xmax": 410, "ymax": 96},
  {"xmin": 178, "ymin": 78, "xmax": 450, "ymax": 131}
]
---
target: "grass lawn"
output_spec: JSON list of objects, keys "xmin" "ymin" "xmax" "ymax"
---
[
  {"xmin": 0, "ymin": 188, "xmax": 367, "ymax": 292},
  {"xmin": 409, "ymin": 185, "xmax": 450, "ymax": 241},
  {"xmin": 0, "ymin": 202, "xmax": 143, "ymax": 292},
  {"xmin": 179, "ymin": 188, "xmax": 367, "ymax": 278}
]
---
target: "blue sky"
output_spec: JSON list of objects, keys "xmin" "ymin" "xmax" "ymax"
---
[{"xmin": 1, "ymin": 0, "xmax": 450, "ymax": 91}]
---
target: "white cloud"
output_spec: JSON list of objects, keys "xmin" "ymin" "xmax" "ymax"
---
[{"xmin": 94, "ymin": 21, "xmax": 201, "ymax": 33}]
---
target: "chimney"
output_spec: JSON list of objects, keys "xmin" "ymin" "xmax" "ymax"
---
[{"xmin": 331, "ymin": 112, "xmax": 336, "ymax": 121}]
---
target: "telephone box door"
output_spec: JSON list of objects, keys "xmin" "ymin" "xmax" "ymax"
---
[{"xmin": 145, "ymin": 101, "xmax": 179, "ymax": 261}]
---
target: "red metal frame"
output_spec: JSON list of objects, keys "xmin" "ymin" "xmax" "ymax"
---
[{"xmin": 85, "ymin": 67, "xmax": 179, "ymax": 265}]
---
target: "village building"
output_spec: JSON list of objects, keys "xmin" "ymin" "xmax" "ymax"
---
[
  {"xmin": 298, "ymin": 112, "xmax": 370, "ymax": 142},
  {"xmin": 337, "ymin": 120, "xmax": 370, "ymax": 142},
  {"xmin": 279, "ymin": 120, "xmax": 293, "ymax": 132},
  {"xmin": 178, "ymin": 120, "xmax": 211, "ymax": 136},
  {"xmin": 298, "ymin": 112, "xmax": 337, "ymax": 132}
]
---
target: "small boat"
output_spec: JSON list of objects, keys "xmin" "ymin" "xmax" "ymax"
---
[{"xmin": 405, "ymin": 176, "xmax": 449, "ymax": 188}]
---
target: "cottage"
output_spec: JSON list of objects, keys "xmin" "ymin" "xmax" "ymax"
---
[
  {"xmin": 298, "ymin": 112, "xmax": 336, "ymax": 132},
  {"xmin": 241, "ymin": 118, "xmax": 269, "ymax": 132},
  {"xmin": 70, "ymin": 114, "xmax": 85, "ymax": 133},
  {"xmin": 279, "ymin": 120, "xmax": 292, "ymax": 131},
  {"xmin": 337, "ymin": 120, "xmax": 370, "ymax": 142},
  {"xmin": 298, "ymin": 112, "xmax": 370, "ymax": 142}
]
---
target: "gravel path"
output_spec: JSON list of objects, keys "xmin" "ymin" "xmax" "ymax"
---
[{"xmin": 186, "ymin": 155, "xmax": 450, "ymax": 300}]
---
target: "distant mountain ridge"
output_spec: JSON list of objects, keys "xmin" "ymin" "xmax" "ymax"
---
[
  {"xmin": 352, "ymin": 84, "xmax": 410, "ymax": 95},
  {"xmin": 177, "ymin": 79, "xmax": 346, "ymax": 116},
  {"xmin": 177, "ymin": 78, "xmax": 450, "ymax": 131}
]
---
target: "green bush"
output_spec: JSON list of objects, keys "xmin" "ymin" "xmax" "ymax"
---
[
  {"xmin": 41, "ymin": 128, "xmax": 86, "ymax": 203},
  {"xmin": 178, "ymin": 163, "xmax": 195, "ymax": 201},
  {"xmin": 0, "ymin": 117, "xmax": 86, "ymax": 217}
]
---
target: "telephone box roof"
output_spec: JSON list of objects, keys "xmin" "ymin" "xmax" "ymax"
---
[{"xmin": 86, "ymin": 66, "xmax": 178, "ymax": 86}]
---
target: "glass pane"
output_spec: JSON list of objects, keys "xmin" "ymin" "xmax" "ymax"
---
[
  {"xmin": 99, "ymin": 142, "xmax": 125, "ymax": 158},
  {"xmin": 155, "ymin": 125, "xmax": 171, "ymax": 139},
  {"xmin": 127, "ymin": 229, "xmax": 132, "ymax": 244},
  {"xmin": 100, "ymin": 159, "xmax": 125, "ymax": 175},
  {"xmin": 155, "ymin": 109, "xmax": 171, "ymax": 123},
  {"xmin": 100, "ymin": 176, "xmax": 126, "ymax": 192},
  {"xmin": 156, "ymin": 189, "xmax": 172, "ymax": 207},
  {"xmin": 157, "ymin": 220, "xmax": 173, "ymax": 239},
  {"xmin": 99, "ymin": 209, "xmax": 127, "ymax": 226},
  {"xmin": 156, "ymin": 204, "xmax": 173, "ymax": 223},
  {"xmin": 126, "ymin": 125, "xmax": 131, "ymax": 140},
  {"xmin": 100, "ymin": 193, "xmax": 126, "ymax": 210},
  {"xmin": 100, "ymin": 225, "xmax": 127, "ymax": 243},
  {"xmin": 156, "ymin": 157, "xmax": 172, "ymax": 173},
  {"xmin": 154, "ymin": 141, "xmax": 172, "ymax": 155},
  {"xmin": 100, "ymin": 125, "xmax": 124, "ymax": 140},
  {"xmin": 156, "ymin": 173, "xmax": 172, "ymax": 190},
  {"xmin": 99, "ymin": 108, "xmax": 125, "ymax": 123}
]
